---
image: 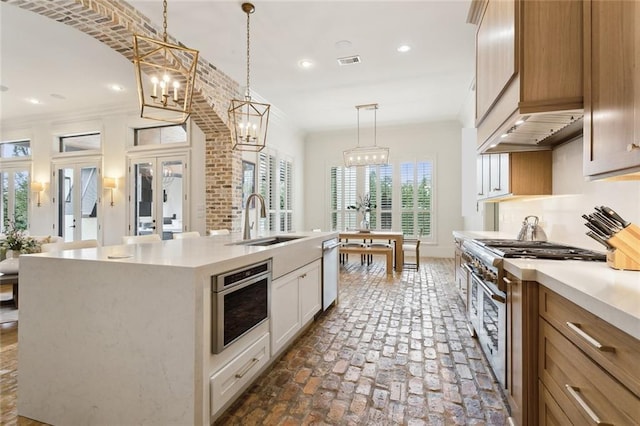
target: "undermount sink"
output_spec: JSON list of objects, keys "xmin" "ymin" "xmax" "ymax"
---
[{"xmin": 230, "ymin": 235, "xmax": 304, "ymax": 247}]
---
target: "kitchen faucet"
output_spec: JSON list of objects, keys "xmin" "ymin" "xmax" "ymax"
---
[{"xmin": 243, "ymin": 193, "xmax": 267, "ymax": 240}]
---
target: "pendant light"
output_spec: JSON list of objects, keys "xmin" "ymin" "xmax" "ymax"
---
[
  {"xmin": 343, "ymin": 103, "xmax": 389, "ymax": 167},
  {"xmin": 229, "ymin": 3, "xmax": 271, "ymax": 152},
  {"xmin": 133, "ymin": 0, "xmax": 199, "ymax": 124}
]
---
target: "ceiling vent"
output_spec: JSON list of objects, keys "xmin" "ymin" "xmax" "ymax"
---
[{"xmin": 337, "ymin": 55, "xmax": 361, "ymax": 66}]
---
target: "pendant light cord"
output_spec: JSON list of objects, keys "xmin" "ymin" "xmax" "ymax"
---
[
  {"xmin": 245, "ymin": 9, "xmax": 251, "ymax": 99},
  {"xmin": 162, "ymin": 0, "xmax": 168, "ymax": 43}
]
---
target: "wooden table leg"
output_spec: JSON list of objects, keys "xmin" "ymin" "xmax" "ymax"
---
[{"xmin": 386, "ymin": 250, "xmax": 393, "ymax": 275}]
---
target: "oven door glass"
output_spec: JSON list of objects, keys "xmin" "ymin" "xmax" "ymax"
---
[
  {"xmin": 218, "ymin": 277, "xmax": 269, "ymax": 350},
  {"xmin": 479, "ymin": 283, "xmax": 506, "ymax": 387}
]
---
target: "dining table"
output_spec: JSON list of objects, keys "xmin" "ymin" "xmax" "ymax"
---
[{"xmin": 339, "ymin": 230, "xmax": 404, "ymax": 272}]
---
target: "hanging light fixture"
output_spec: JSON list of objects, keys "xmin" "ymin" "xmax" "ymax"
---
[
  {"xmin": 343, "ymin": 103, "xmax": 389, "ymax": 167},
  {"xmin": 229, "ymin": 3, "xmax": 271, "ymax": 152},
  {"xmin": 133, "ymin": 0, "xmax": 199, "ymax": 124}
]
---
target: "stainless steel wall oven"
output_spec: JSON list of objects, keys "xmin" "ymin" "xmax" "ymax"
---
[{"xmin": 211, "ymin": 259, "xmax": 271, "ymax": 354}]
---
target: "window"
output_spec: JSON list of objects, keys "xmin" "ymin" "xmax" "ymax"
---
[
  {"xmin": 1, "ymin": 167, "xmax": 30, "ymax": 230},
  {"xmin": 0, "ymin": 140, "xmax": 31, "ymax": 158},
  {"xmin": 400, "ymin": 161, "xmax": 433, "ymax": 238},
  {"xmin": 329, "ymin": 166, "xmax": 357, "ymax": 230},
  {"xmin": 329, "ymin": 159, "xmax": 434, "ymax": 238},
  {"xmin": 134, "ymin": 123, "xmax": 187, "ymax": 146},
  {"xmin": 59, "ymin": 133, "xmax": 101, "ymax": 152},
  {"xmin": 257, "ymin": 151, "xmax": 293, "ymax": 233}
]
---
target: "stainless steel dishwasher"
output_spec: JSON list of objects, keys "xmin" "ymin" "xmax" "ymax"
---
[{"xmin": 322, "ymin": 238, "xmax": 340, "ymax": 310}]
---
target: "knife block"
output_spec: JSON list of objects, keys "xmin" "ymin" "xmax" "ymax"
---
[{"xmin": 606, "ymin": 223, "xmax": 640, "ymax": 271}]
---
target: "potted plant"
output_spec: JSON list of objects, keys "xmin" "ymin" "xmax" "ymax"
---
[
  {"xmin": 1, "ymin": 221, "xmax": 40, "ymax": 259},
  {"xmin": 348, "ymin": 193, "xmax": 375, "ymax": 229}
]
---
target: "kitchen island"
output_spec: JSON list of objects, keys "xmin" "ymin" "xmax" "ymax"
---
[{"xmin": 17, "ymin": 231, "xmax": 337, "ymax": 426}]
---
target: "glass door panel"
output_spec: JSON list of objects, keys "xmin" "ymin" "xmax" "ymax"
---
[
  {"xmin": 134, "ymin": 160, "xmax": 156, "ymax": 237},
  {"xmin": 0, "ymin": 168, "xmax": 30, "ymax": 230},
  {"xmin": 55, "ymin": 163, "xmax": 99, "ymax": 242},
  {"xmin": 130, "ymin": 155, "xmax": 186, "ymax": 240},
  {"xmin": 160, "ymin": 159, "xmax": 184, "ymax": 240}
]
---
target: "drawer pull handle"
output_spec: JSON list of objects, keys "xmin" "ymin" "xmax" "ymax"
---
[
  {"xmin": 566, "ymin": 322, "xmax": 615, "ymax": 352},
  {"xmin": 506, "ymin": 417, "xmax": 516, "ymax": 426},
  {"xmin": 564, "ymin": 385, "xmax": 611, "ymax": 425},
  {"xmin": 503, "ymin": 277, "xmax": 512, "ymax": 285},
  {"xmin": 235, "ymin": 357, "xmax": 259, "ymax": 379}
]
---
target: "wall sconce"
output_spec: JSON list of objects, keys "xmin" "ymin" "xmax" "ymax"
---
[
  {"xmin": 103, "ymin": 177, "xmax": 117, "ymax": 206},
  {"xmin": 31, "ymin": 181, "xmax": 44, "ymax": 207}
]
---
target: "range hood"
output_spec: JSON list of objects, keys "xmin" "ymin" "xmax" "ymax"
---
[{"xmin": 480, "ymin": 110, "xmax": 584, "ymax": 154}]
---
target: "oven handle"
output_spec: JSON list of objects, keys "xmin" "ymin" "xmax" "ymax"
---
[
  {"xmin": 216, "ymin": 272, "xmax": 270, "ymax": 296},
  {"xmin": 469, "ymin": 269, "xmax": 506, "ymax": 304}
]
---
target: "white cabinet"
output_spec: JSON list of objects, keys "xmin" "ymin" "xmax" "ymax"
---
[
  {"xmin": 488, "ymin": 153, "xmax": 509, "ymax": 198},
  {"xmin": 477, "ymin": 151, "xmax": 552, "ymax": 201},
  {"xmin": 210, "ymin": 332, "xmax": 270, "ymax": 417},
  {"xmin": 271, "ymin": 259, "xmax": 321, "ymax": 355}
]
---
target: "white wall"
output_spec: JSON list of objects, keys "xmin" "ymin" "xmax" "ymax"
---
[
  {"xmin": 497, "ymin": 138, "xmax": 640, "ymax": 250},
  {"xmin": 304, "ymin": 120, "xmax": 463, "ymax": 257},
  {"xmin": 1, "ymin": 108, "xmax": 207, "ymax": 246}
]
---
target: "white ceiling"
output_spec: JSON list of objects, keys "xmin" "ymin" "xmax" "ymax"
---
[{"xmin": 1, "ymin": 0, "xmax": 476, "ymax": 132}]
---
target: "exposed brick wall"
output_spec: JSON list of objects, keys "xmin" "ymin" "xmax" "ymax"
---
[{"xmin": 7, "ymin": 0, "xmax": 243, "ymax": 232}]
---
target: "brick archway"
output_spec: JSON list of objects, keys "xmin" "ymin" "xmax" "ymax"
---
[{"xmin": 7, "ymin": 0, "xmax": 243, "ymax": 232}]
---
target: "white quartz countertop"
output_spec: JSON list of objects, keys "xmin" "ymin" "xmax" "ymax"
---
[
  {"xmin": 453, "ymin": 230, "xmax": 640, "ymax": 340},
  {"xmin": 28, "ymin": 231, "xmax": 338, "ymax": 269},
  {"xmin": 504, "ymin": 258, "xmax": 640, "ymax": 340}
]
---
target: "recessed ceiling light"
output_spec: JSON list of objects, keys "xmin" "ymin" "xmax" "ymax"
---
[
  {"xmin": 397, "ymin": 44, "xmax": 411, "ymax": 53},
  {"xmin": 27, "ymin": 98, "xmax": 42, "ymax": 105},
  {"xmin": 110, "ymin": 84, "xmax": 125, "ymax": 92},
  {"xmin": 298, "ymin": 59, "xmax": 314, "ymax": 69}
]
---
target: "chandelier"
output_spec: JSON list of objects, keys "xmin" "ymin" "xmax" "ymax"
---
[
  {"xmin": 343, "ymin": 103, "xmax": 389, "ymax": 167},
  {"xmin": 133, "ymin": 0, "xmax": 199, "ymax": 124},
  {"xmin": 229, "ymin": 3, "xmax": 271, "ymax": 152}
]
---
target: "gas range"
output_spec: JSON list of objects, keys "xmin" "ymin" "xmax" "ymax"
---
[{"xmin": 472, "ymin": 239, "xmax": 607, "ymax": 261}]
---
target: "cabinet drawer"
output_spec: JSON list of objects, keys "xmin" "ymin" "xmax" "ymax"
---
[
  {"xmin": 539, "ymin": 320, "xmax": 640, "ymax": 425},
  {"xmin": 210, "ymin": 333, "xmax": 270, "ymax": 416},
  {"xmin": 538, "ymin": 380, "xmax": 572, "ymax": 426},
  {"xmin": 539, "ymin": 286, "xmax": 640, "ymax": 396}
]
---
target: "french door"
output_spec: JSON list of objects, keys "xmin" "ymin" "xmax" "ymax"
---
[
  {"xmin": 53, "ymin": 161, "xmax": 101, "ymax": 242},
  {"xmin": 0, "ymin": 166, "xmax": 30, "ymax": 230},
  {"xmin": 129, "ymin": 155, "xmax": 187, "ymax": 240}
]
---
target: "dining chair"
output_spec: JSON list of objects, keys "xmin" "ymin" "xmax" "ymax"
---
[
  {"xmin": 209, "ymin": 229, "xmax": 230, "ymax": 236},
  {"xmin": 122, "ymin": 234, "xmax": 162, "ymax": 244},
  {"xmin": 402, "ymin": 238, "xmax": 421, "ymax": 269},
  {"xmin": 173, "ymin": 231, "xmax": 201, "ymax": 239},
  {"xmin": 41, "ymin": 239, "xmax": 99, "ymax": 252}
]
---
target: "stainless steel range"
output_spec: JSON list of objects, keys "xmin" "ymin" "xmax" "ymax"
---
[{"xmin": 460, "ymin": 238, "xmax": 606, "ymax": 388}]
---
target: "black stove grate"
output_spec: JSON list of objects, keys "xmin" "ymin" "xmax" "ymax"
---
[{"xmin": 473, "ymin": 239, "xmax": 606, "ymax": 261}]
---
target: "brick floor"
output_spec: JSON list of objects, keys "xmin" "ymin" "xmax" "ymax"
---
[
  {"xmin": 0, "ymin": 258, "xmax": 509, "ymax": 425},
  {"xmin": 215, "ymin": 258, "xmax": 509, "ymax": 425}
]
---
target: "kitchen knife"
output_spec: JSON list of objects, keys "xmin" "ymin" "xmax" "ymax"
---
[
  {"xmin": 600, "ymin": 206, "xmax": 631, "ymax": 228},
  {"xmin": 584, "ymin": 221, "xmax": 610, "ymax": 240},
  {"xmin": 586, "ymin": 214, "xmax": 617, "ymax": 237},
  {"xmin": 586, "ymin": 231, "xmax": 612, "ymax": 249},
  {"xmin": 591, "ymin": 211, "xmax": 622, "ymax": 233}
]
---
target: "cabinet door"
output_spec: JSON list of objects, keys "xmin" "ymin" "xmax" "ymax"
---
[
  {"xmin": 476, "ymin": 0, "xmax": 517, "ymax": 123},
  {"xmin": 299, "ymin": 262, "xmax": 321, "ymax": 325},
  {"xmin": 584, "ymin": 0, "xmax": 640, "ymax": 177},
  {"xmin": 489, "ymin": 153, "xmax": 510, "ymax": 197},
  {"xmin": 270, "ymin": 273, "xmax": 300, "ymax": 355},
  {"xmin": 476, "ymin": 155, "xmax": 491, "ymax": 199}
]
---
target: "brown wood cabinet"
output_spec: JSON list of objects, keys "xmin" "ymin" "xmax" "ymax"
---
[
  {"xmin": 477, "ymin": 151, "xmax": 551, "ymax": 201},
  {"xmin": 538, "ymin": 286, "xmax": 640, "ymax": 424},
  {"xmin": 472, "ymin": 0, "xmax": 583, "ymax": 153},
  {"xmin": 504, "ymin": 273, "xmax": 538, "ymax": 426},
  {"xmin": 583, "ymin": 0, "xmax": 640, "ymax": 179}
]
